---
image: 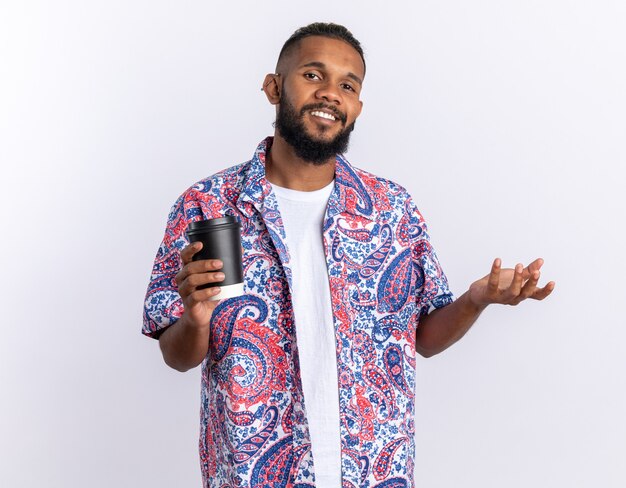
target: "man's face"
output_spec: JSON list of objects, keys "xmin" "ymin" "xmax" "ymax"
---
[{"xmin": 272, "ymin": 36, "xmax": 365, "ymax": 164}]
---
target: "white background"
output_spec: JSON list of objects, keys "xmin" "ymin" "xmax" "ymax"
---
[{"xmin": 1, "ymin": 1, "xmax": 625, "ymax": 487}]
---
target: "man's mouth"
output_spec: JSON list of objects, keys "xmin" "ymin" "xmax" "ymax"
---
[{"xmin": 310, "ymin": 110, "xmax": 337, "ymax": 121}]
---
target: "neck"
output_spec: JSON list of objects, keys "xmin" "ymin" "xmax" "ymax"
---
[{"xmin": 265, "ymin": 134, "xmax": 336, "ymax": 191}]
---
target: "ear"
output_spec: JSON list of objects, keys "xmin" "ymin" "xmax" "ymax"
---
[
  {"xmin": 355, "ymin": 99, "xmax": 363, "ymax": 119},
  {"xmin": 262, "ymin": 74, "xmax": 281, "ymax": 105}
]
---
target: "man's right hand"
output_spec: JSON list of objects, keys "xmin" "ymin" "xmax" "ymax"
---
[
  {"xmin": 175, "ymin": 242, "xmax": 225, "ymax": 329},
  {"xmin": 159, "ymin": 242, "xmax": 225, "ymax": 371}
]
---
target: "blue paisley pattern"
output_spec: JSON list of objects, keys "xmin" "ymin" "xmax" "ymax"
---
[{"xmin": 143, "ymin": 137, "xmax": 453, "ymax": 487}]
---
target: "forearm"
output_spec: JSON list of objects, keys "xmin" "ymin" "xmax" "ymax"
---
[
  {"xmin": 158, "ymin": 313, "xmax": 211, "ymax": 372},
  {"xmin": 415, "ymin": 291, "xmax": 486, "ymax": 358}
]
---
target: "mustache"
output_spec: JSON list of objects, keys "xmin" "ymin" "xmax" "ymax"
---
[{"xmin": 299, "ymin": 103, "xmax": 347, "ymax": 124}]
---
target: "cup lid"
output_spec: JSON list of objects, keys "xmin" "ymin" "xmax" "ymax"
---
[{"xmin": 187, "ymin": 216, "xmax": 239, "ymax": 232}]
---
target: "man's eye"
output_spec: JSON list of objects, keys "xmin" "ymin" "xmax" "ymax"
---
[
  {"xmin": 341, "ymin": 83, "xmax": 355, "ymax": 92},
  {"xmin": 304, "ymin": 73, "xmax": 320, "ymax": 80}
]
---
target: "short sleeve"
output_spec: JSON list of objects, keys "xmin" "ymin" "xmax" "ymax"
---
[
  {"xmin": 406, "ymin": 196, "xmax": 454, "ymax": 319},
  {"xmin": 142, "ymin": 194, "xmax": 193, "ymax": 339}
]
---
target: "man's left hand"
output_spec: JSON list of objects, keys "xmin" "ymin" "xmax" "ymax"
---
[{"xmin": 468, "ymin": 258, "xmax": 555, "ymax": 308}]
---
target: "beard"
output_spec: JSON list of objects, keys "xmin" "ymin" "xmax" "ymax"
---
[{"xmin": 274, "ymin": 94, "xmax": 355, "ymax": 165}]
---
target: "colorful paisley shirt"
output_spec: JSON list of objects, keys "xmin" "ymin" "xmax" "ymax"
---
[{"xmin": 143, "ymin": 137, "xmax": 454, "ymax": 488}]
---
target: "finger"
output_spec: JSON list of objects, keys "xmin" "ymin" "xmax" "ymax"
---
[
  {"xmin": 175, "ymin": 259, "xmax": 223, "ymax": 288},
  {"xmin": 180, "ymin": 242, "xmax": 203, "ymax": 266},
  {"xmin": 487, "ymin": 258, "xmax": 501, "ymax": 294},
  {"xmin": 178, "ymin": 272, "xmax": 224, "ymax": 299},
  {"xmin": 532, "ymin": 281, "xmax": 556, "ymax": 300},
  {"xmin": 185, "ymin": 271, "xmax": 225, "ymax": 290},
  {"xmin": 503, "ymin": 263, "xmax": 525, "ymax": 301},
  {"xmin": 522, "ymin": 258, "xmax": 544, "ymax": 280},
  {"xmin": 186, "ymin": 286, "xmax": 223, "ymax": 306},
  {"xmin": 518, "ymin": 269, "xmax": 540, "ymax": 300}
]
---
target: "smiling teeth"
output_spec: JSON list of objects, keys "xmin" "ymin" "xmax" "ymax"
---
[{"xmin": 311, "ymin": 111, "xmax": 336, "ymax": 120}]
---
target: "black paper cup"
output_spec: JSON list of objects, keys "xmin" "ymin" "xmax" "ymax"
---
[{"xmin": 185, "ymin": 216, "xmax": 244, "ymax": 301}]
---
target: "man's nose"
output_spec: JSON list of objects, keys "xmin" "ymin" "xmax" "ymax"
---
[{"xmin": 315, "ymin": 82, "xmax": 341, "ymax": 105}]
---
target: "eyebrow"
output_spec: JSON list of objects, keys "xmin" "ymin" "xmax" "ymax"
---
[{"xmin": 301, "ymin": 61, "xmax": 363, "ymax": 86}]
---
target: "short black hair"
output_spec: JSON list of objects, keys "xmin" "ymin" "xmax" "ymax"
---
[{"xmin": 277, "ymin": 22, "xmax": 366, "ymax": 74}]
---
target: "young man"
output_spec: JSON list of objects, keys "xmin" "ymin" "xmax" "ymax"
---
[{"xmin": 143, "ymin": 23, "xmax": 554, "ymax": 488}]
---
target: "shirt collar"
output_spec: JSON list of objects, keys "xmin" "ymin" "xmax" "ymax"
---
[{"xmin": 236, "ymin": 137, "xmax": 379, "ymax": 222}]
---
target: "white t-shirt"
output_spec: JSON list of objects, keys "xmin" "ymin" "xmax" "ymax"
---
[{"xmin": 272, "ymin": 180, "xmax": 341, "ymax": 487}]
